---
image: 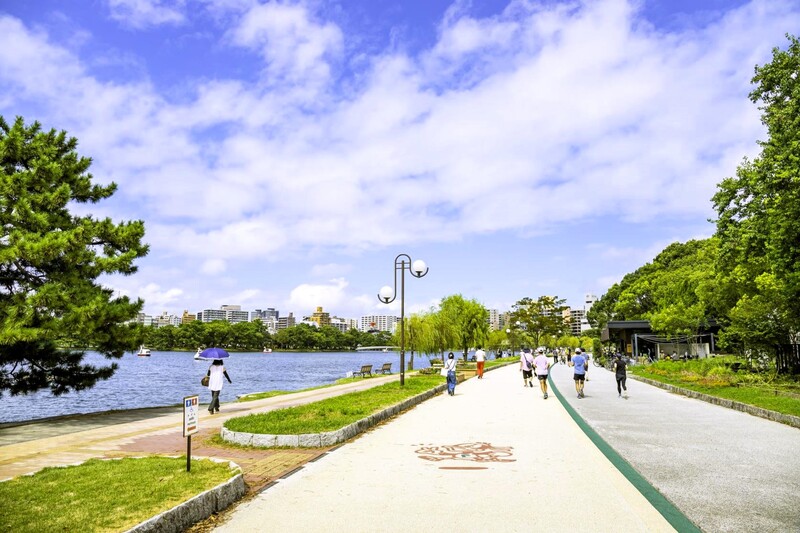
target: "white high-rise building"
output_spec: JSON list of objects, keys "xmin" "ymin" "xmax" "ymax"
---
[
  {"xmin": 488, "ymin": 309, "xmax": 500, "ymax": 330},
  {"xmin": 359, "ymin": 315, "xmax": 399, "ymax": 333},
  {"xmin": 581, "ymin": 293, "xmax": 598, "ymax": 332}
]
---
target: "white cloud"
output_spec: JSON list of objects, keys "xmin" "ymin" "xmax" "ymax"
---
[
  {"xmin": 2, "ymin": 0, "xmax": 799, "ymax": 287},
  {"xmin": 286, "ymin": 278, "xmax": 350, "ymax": 315},
  {"xmin": 107, "ymin": 0, "xmax": 186, "ymax": 29},
  {"xmin": 230, "ymin": 1, "xmax": 343, "ymax": 85}
]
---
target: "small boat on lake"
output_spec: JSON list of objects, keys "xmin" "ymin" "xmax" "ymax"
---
[
  {"xmin": 194, "ymin": 348, "xmax": 202, "ymax": 360},
  {"xmin": 263, "ymin": 347, "xmax": 272, "ymax": 354},
  {"xmin": 137, "ymin": 345, "xmax": 151, "ymax": 357}
]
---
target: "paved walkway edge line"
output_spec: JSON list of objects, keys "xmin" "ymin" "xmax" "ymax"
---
[
  {"xmin": 629, "ymin": 375, "xmax": 800, "ymax": 429},
  {"xmin": 220, "ymin": 384, "xmax": 449, "ymax": 448},
  {"xmin": 548, "ymin": 375, "xmax": 701, "ymax": 533},
  {"xmin": 125, "ymin": 458, "xmax": 247, "ymax": 533}
]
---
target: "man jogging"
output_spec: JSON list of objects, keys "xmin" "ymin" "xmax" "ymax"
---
[
  {"xmin": 533, "ymin": 347, "xmax": 550, "ymax": 399},
  {"xmin": 569, "ymin": 347, "xmax": 588, "ymax": 398},
  {"xmin": 612, "ymin": 353, "xmax": 628, "ymax": 398}
]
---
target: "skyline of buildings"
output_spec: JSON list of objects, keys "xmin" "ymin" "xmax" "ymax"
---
[{"xmin": 133, "ymin": 294, "xmax": 599, "ymax": 336}]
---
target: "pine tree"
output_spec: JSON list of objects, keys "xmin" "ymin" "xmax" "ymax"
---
[{"xmin": 0, "ymin": 116, "xmax": 148, "ymax": 395}]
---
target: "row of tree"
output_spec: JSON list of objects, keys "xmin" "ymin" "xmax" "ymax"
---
[
  {"xmin": 588, "ymin": 35, "xmax": 800, "ymax": 375},
  {"xmin": 394, "ymin": 294, "xmax": 594, "ymax": 368},
  {"xmin": 139, "ymin": 320, "xmax": 392, "ymax": 352}
]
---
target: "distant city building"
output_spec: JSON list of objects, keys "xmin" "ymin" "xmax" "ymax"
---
[
  {"xmin": 277, "ymin": 312, "xmax": 296, "ymax": 330},
  {"xmin": 226, "ymin": 309, "xmax": 249, "ymax": 324},
  {"xmin": 488, "ymin": 309, "xmax": 500, "ymax": 330},
  {"xmin": 309, "ymin": 306, "xmax": 331, "ymax": 328},
  {"xmin": 582, "ymin": 293, "xmax": 598, "ymax": 332},
  {"xmin": 359, "ymin": 315, "xmax": 399, "ymax": 333},
  {"xmin": 330, "ymin": 317, "xmax": 358, "ymax": 332},
  {"xmin": 153, "ymin": 311, "xmax": 181, "ymax": 328},
  {"xmin": 569, "ymin": 308, "xmax": 585, "ymax": 336},
  {"xmin": 130, "ymin": 312, "xmax": 154, "ymax": 327},
  {"xmin": 197, "ymin": 309, "xmax": 227, "ymax": 322},
  {"xmin": 181, "ymin": 310, "xmax": 196, "ymax": 324},
  {"xmin": 251, "ymin": 308, "xmax": 279, "ymax": 321}
]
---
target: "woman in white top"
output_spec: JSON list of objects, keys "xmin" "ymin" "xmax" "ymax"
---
[
  {"xmin": 444, "ymin": 352, "xmax": 457, "ymax": 396},
  {"xmin": 206, "ymin": 359, "xmax": 232, "ymax": 414}
]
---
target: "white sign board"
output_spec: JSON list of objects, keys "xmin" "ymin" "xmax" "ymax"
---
[{"xmin": 183, "ymin": 395, "xmax": 199, "ymax": 437}]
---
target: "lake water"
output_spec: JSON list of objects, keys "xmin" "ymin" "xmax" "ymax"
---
[{"xmin": 1, "ymin": 350, "xmax": 433, "ymax": 424}]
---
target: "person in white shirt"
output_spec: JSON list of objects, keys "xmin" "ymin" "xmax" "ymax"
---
[
  {"xmin": 475, "ymin": 346, "xmax": 487, "ymax": 379},
  {"xmin": 519, "ymin": 348, "xmax": 534, "ymax": 388},
  {"xmin": 533, "ymin": 348, "xmax": 551, "ymax": 399},
  {"xmin": 444, "ymin": 352, "xmax": 458, "ymax": 396},
  {"xmin": 206, "ymin": 359, "xmax": 232, "ymax": 414}
]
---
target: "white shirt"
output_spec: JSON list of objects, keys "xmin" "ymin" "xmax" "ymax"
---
[
  {"xmin": 475, "ymin": 349, "xmax": 486, "ymax": 362},
  {"xmin": 444, "ymin": 358, "xmax": 457, "ymax": 372},
  {"xmin": 533, "ymin": 354, "xmax": 549, "ymax": 375},
  {"xmin": 208, "ymin": 364, "xmax": 226, "ymax": 391}
]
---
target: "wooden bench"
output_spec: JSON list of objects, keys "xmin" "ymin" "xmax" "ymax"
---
[
  {"xmin": 352, "ymin": 364, "xmax": 373, "ymax": 377},
  {"xmin": 375, "ymin": 362, "xmax": 392, "ymax": 374}
]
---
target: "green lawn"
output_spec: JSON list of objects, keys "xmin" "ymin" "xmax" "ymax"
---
[
  {"xmin": 224, "ymin": 374, "xmax": 443, "ymax": 435},
  {"xmin": 630, "ymin": 360, "xmax": 800, "ymax": 418},
  {"xmin": 0, "ymin": 457, "xmax": 238, "ymax": 533}
]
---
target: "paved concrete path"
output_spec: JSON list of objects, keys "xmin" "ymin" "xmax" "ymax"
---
[
  {"xmin": 216, "ymin": 364, "xmax": 676, "ymax": 533},
  {"xmin": 0, "ymin": 375, "xmax": 396, "ymax": 481},
  {"xmin": 549, "ymin": 361, "xmax": 800, "ymax": 533}
]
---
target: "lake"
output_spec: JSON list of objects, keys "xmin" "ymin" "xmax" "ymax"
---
[{"xmin": 1, "ymin": 350, "xmax": 433, "ymax": 424}]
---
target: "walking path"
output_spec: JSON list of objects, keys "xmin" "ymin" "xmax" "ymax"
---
[
  {"xmin": 3, "ymin": 362, "xmax": 798, "ymax": 532},
  {"xmin": 549, "ymin": 361, "xmax": 800, "ymax": 533},
  {"xmin": 0, "ymin": 375, "xmax": 396, "ymax": 481},
  {"xmin": 215, "ymin": 364, "xmax": 677, "ymax": 532}
]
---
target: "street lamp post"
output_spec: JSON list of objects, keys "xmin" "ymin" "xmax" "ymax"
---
[{"xmin": 378, "ymin": 254, "xmax": 428, "ymax": 386}]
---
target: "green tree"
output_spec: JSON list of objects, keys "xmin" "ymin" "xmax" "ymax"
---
[
  {"xmin": 0, "ymin": 117, "xmax": 148, "ymax": 396},
  {"xmin": 439, "ymin": 294, "xmax": 489, "ymax": 360},
  {"xmin": 510, "ymin": 296, "xmax": 570, "ymax": 349},
  {"xmin": 712, "ymin": 34, "xmax": 800, "ymax": 373}
]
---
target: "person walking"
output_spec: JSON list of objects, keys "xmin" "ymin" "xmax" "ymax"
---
[
  {"xmin": 612, "ymin": 353, "xmax": 628, "ymax": 398},
  {"xmin": 475, "ymin": 346, "xmax": 487, "ymax": 379},
  {"xmin": 520, "ymin": 348, "xmax": 534, "ymax": 388},
  {"xmin": 569, "ymin": 347, "xmax": 588, "ymax": 398},
  {"xmin": 533, "ymin": 347, "xmax": 550, "ymax": 399},
  {"xmin": 444, "ymin": 352, "xmax": 457, "ymax": 396},
  {"xmin": 206, "ymin": 359, "xmax": 232, "ymax": 414}
]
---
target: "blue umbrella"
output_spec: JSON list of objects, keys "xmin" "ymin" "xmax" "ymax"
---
[{"xmin": 198, "ymin": 347, "xmax": 230, "ymax": 359}]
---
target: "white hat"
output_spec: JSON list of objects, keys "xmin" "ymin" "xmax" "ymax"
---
[
  {"xmin": 575, "ymin": 348, "xmax": 581, "ymax": 353},
  {"xmin": 536, "ymin": 348, "xmax": 544, "ymax": 353}
]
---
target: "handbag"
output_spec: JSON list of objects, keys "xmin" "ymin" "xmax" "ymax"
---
[
  {"xmin": 201, "ymin": 375, "xmax": 210, "ymax": 387},
  {"xmin": 440, "ymin": 367, "xmax": 448, "ymax": 377}
]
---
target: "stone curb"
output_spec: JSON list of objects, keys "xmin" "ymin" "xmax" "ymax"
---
[
  {"xmin": 221, "ymin": 383, "xmax": 448, "ymax": 448},
  {"xmin": 125, "ymin": 458, "xmax": 247, "ymax": 533},
  {"xmin": 220, "ymin": 361, "xmax": 515, "ymax": 448},
  {"xmin": 629, "ymin": 375, "xmax": 800, "ymax": 429}
]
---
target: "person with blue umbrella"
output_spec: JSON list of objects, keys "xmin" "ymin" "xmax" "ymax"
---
[{"xmin": 200, "ymin": 347, "xmax": 232, "ymax": 414}]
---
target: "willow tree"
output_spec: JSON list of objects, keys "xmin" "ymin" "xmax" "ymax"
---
[
  {"xmin": 0, "ymin": 117, "xmax": 148, "ymax": 396},
  {"xmin": 440, "ymin": 294, "xmax": 489, "ymax": 361}
]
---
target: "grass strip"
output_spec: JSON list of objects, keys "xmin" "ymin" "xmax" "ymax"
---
[
  {"xmin": 224, "ymin": 374, "xmax": 443, "ymax": 435},
  {"xmin": 0, "ymin": 457, "xmax": 237, "ymax": 533},
  {"xmin": 548, "ymin": 374, "xmax": 701, "ymax": 533},
  {"xmin": 630, "ymin": 368, "xmax": 800, "ymax": 417}
]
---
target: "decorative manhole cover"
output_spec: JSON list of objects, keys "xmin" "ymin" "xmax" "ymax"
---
[{"xmin": 415, "ymin": 442, "xmax": 515, "ymax": 465}]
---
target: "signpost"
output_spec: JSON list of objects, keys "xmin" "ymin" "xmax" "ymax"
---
[{"xmin": 183, "ymin": 395, "xmax": 199, "ymax": 472}]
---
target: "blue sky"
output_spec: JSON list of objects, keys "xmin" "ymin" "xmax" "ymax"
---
[{"xmin": 1, "ymin": 0, "xmax": 797, "ymax": 321}]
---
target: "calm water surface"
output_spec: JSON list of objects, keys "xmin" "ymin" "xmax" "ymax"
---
[{"xmin": 2, "ymin": 350, "xmax": 432, "ymax": 424}]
